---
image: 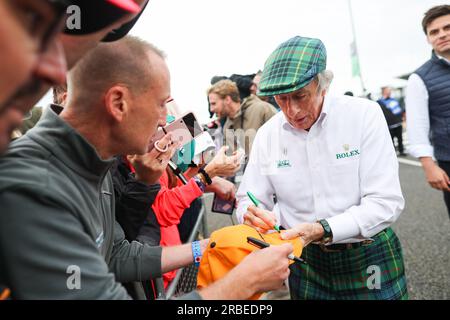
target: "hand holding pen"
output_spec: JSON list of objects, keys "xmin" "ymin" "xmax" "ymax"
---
[{"xmin": 243, "ymin": 191, "xmax": 281, "ymax": 234}]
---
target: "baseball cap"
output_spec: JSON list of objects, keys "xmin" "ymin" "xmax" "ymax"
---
[
  {"xmin": 64, "ymin": 0, "xmax": 140, "ymax": 36},
  {"xmin": 102, "ymin": 0, "xmax": 148, "ymax": 42},
  {"xmin": 197, "ymin": 224, "xmax": 303, "ymax": 300}
]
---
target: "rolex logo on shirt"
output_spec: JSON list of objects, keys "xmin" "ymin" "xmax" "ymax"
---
[
  {"xmin": 336, "ymin": 144, "xmax": 360, "ymax": 160},
  {"xmin": 277, "ymin": 160, "xmax": 292, "ymax": 168}
]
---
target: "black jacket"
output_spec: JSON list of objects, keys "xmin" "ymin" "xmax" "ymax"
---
[{"xmin": 111, "ymin": 156, "xmax": 161, "ymax": 246}]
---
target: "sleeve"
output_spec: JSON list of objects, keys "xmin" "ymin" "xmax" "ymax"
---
[
  {"xmin": 136, "ymin": 208, "xmax": 162, "ymax": 246},
  {"xmin": 108, "ymin": 221, "xmax": 163, "ymax": 283},
  {"xmin": 405, "ymin": 73, "xmax": 433, "ymax": 158},
  {"xmin": 0, "ymin": 191, "xmax": 131, "ymax": 300},
  {"xmin": 327, "ymin": 103, "xmax": 405, "ymax": 242},
  {"xmin": 152, "ymin": 177, "xmax": 203, "ymax": 227},
  {"xmin": 115, "ymin": 176, "xmax": 161, "ymax": 241},
  {"xmin": 236, "ymin": 130, "xmax": 276, "ymax": 223}
]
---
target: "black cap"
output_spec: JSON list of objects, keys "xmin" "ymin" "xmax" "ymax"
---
[
  {"xmin": 64, "ymin": 0, "xmax": 140, "ymax": 36},
  {"xmin": 102, "ymin": 0, "xmax": 148, "ymax": 42}
]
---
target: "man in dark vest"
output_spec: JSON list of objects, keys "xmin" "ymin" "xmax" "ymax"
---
[{"xmin": 406, "ymin": 5, "xmax": 450, "ymax": 218}]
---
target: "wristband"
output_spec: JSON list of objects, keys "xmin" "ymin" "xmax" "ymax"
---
[
  {"xmin": 198, "ymin": 167, "xmax": 212, "ymax": 185},
  {"xmin": 192, "ymin": 241, "xmax": 202, "ymax": 266}
]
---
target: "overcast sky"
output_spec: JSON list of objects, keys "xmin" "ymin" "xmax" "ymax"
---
[
  {"xmin": 128, "ymin": 0, "xmax": 446, "ymax": 123},
  {"xmin": 37, "ymin": 0, "xmax": 446, "ymax": 123}
]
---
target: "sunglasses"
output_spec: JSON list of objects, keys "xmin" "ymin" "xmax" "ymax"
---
[{"xmin": 38, "ymin": 0, "xmax": 72, "ymax": 52}]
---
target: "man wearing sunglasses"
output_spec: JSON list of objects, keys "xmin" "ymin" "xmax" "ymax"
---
[
  {"xmin": 0, "ymin": 0, "xmax": 148, "ymax": 300},
  {"xmin": 0, "ymin": 0, "xmax": 69, "ymax": 155},
  {"xmin": 0, "ymin": 0, "xmax": 145, "ymax": 156}
]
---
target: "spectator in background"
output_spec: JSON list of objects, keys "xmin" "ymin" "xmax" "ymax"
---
[
  {"xmin": 147, "ymin": 145, "xmax": 240, "ymax": 287},
  {"xmin": 406, "ymin": 5, "xmax": 450, "ymax": 218},
  {"xmin": 53, "ymin": 83, "xmax": 68, "ymax": 106},
  {"xmin": 208, "ymin": 75, "xmax": 228, "ymax": 119},
  {"xmin": 208, "ymin": 79, "xmax": 277, "ymax": 158},
  {"xmin": 250, "ymin": 71, "xmax": 262, "ymax": 96},
  {"xmin": 229, "ymin": 73, "xmax": 255, "ymax": 101},
  {"xmin": 13, "ymin": 83, "xmax": 68, "ymax": 139},
  {"xmin": 377, "ymin": 86, "xmax": 405, "ymax": 156},
  {"xmin": 252, "ymin": 70, "xmax": 280, "ymax": 111}
]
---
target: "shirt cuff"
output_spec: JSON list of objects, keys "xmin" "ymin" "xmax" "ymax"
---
[
  {"xmin": 326, "ymin": 212, "xmax": 361, "ymax": 243},
  {"xmin": 408, "ymin": 144, "xmax": 434, "ymax": 159}
]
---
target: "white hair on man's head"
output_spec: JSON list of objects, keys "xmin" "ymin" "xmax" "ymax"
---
[{"xmin": 316, "ymin": 70, "xmax": 334, "ymax": 92}]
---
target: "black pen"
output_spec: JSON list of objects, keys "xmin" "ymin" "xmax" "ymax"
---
[{"xmin": 246, "ymin": 236, "xmax": 307, "ymax": 264}]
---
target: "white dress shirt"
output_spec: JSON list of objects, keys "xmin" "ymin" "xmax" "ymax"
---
[
  {"xmin": 405, "ymin": 55, "xmax": 450, "ymax": 159},
  {"xmin": 236, "ymin": 94, "xmax": 405, "ymax": 244}
]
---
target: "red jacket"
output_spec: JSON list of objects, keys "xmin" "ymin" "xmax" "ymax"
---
[{"xmin": 152, "ymin": 170, "xmax": 203, "ymax": 287}]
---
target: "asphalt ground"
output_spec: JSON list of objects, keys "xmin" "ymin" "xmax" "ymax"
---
[{"xmin": 202, "ymin": 156, "xmax": 450, "ymax": 300}]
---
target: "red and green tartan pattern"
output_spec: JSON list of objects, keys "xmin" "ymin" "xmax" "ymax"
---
[
  {"xmin": 258, "ymin": 36, "xmax": 327, "ymax": 97},
  {"xmin": 288, "ymin": 228, "xmax": 409, "ymax": 300}
]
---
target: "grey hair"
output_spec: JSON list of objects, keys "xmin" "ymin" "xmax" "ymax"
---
[{"xmin": 316, "ymin": 70, "xmax": 334, "ymax": 91}]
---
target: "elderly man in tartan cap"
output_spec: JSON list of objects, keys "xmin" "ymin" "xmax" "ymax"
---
[{"xmin": 236, "ymin": 36, "xmax": 408, "ymax": 300}]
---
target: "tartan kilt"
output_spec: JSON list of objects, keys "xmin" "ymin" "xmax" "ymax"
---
[{"xmin": 289, "ymin": 228, "xmax": 408, "ymax": 300}]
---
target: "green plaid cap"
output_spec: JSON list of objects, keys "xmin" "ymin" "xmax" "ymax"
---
[{"xmin": 258, "ymin": 36, "xmax": 327, "ymax": 96}]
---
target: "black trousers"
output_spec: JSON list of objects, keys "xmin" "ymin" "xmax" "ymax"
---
[
  {"xmin": 389, "ymin": 125, "xmax": 404, "ymax": 154},
  {"xmin": 437, "ymin": 160, "xmax": 450, "ymax": 219}
]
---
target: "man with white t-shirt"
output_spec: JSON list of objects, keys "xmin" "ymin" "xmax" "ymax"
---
[{"xmin": 405, "ymin": 5, "xmax": 450, "ymax": 218}]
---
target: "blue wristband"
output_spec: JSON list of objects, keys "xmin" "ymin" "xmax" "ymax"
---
[{"xmin": 192, "ymin": 241, "xmax": 202, "ymax": 266}]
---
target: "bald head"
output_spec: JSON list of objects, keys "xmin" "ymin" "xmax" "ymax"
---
[
  {"xmin": 68, "ymin": 36, "xmax": 165, "ymax": 107},
  {"xmin": 62, "ymin": 36, "xmax": 171, "ymax": 158}
]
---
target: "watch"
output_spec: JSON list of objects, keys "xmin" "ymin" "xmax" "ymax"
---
[{"xmin": 317, "ymin": 219, "xmax": 333, "ymax": 244}]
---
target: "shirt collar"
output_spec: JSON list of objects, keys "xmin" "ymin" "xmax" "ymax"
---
[
  {"xmin": 27, "ymin": 104, "xmax": 114, "ymax": 178},
  {"xmin": 433, "ymin": 51, "xmax": 450, "ymax": 65},
  {"xmin": 281, "ymin": 94, "xmax": 331, "ymax": 132}
]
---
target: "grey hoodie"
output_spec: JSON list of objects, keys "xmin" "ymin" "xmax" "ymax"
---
[{"xmin": 0, "ymin": 105, "xmax": 200, "ymax": 299}]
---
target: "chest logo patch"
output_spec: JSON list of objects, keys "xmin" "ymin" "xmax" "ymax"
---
[
  {"xmin": 336, "ymin": 144, "xmax": 360, "ymax": 160},
  {"xmin": 277, "ymin": 160, "xmax": 292, "ymax": 168}
]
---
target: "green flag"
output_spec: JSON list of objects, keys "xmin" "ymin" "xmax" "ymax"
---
[{"xmin": 350, "ymin": 41, "xmax": 361, "ymax": 78}]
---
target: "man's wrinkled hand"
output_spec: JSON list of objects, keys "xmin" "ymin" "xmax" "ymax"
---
[
  {"xmin": 243, "ymin": 205, "xmax": 278, "ymax": 234},
  {"xmin": 281, "ymin": 222, "xmax": 324, "ymax": 247}
]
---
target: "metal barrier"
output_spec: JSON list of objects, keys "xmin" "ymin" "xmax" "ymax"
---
[{"xmin": 156, "ymin": 196, "xmax": 208, "ymax": 299}]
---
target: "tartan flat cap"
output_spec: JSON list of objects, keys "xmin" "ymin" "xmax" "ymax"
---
[{"xmin": 258, "ymin": 36, "xmax": 327, "ymax": 96}]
